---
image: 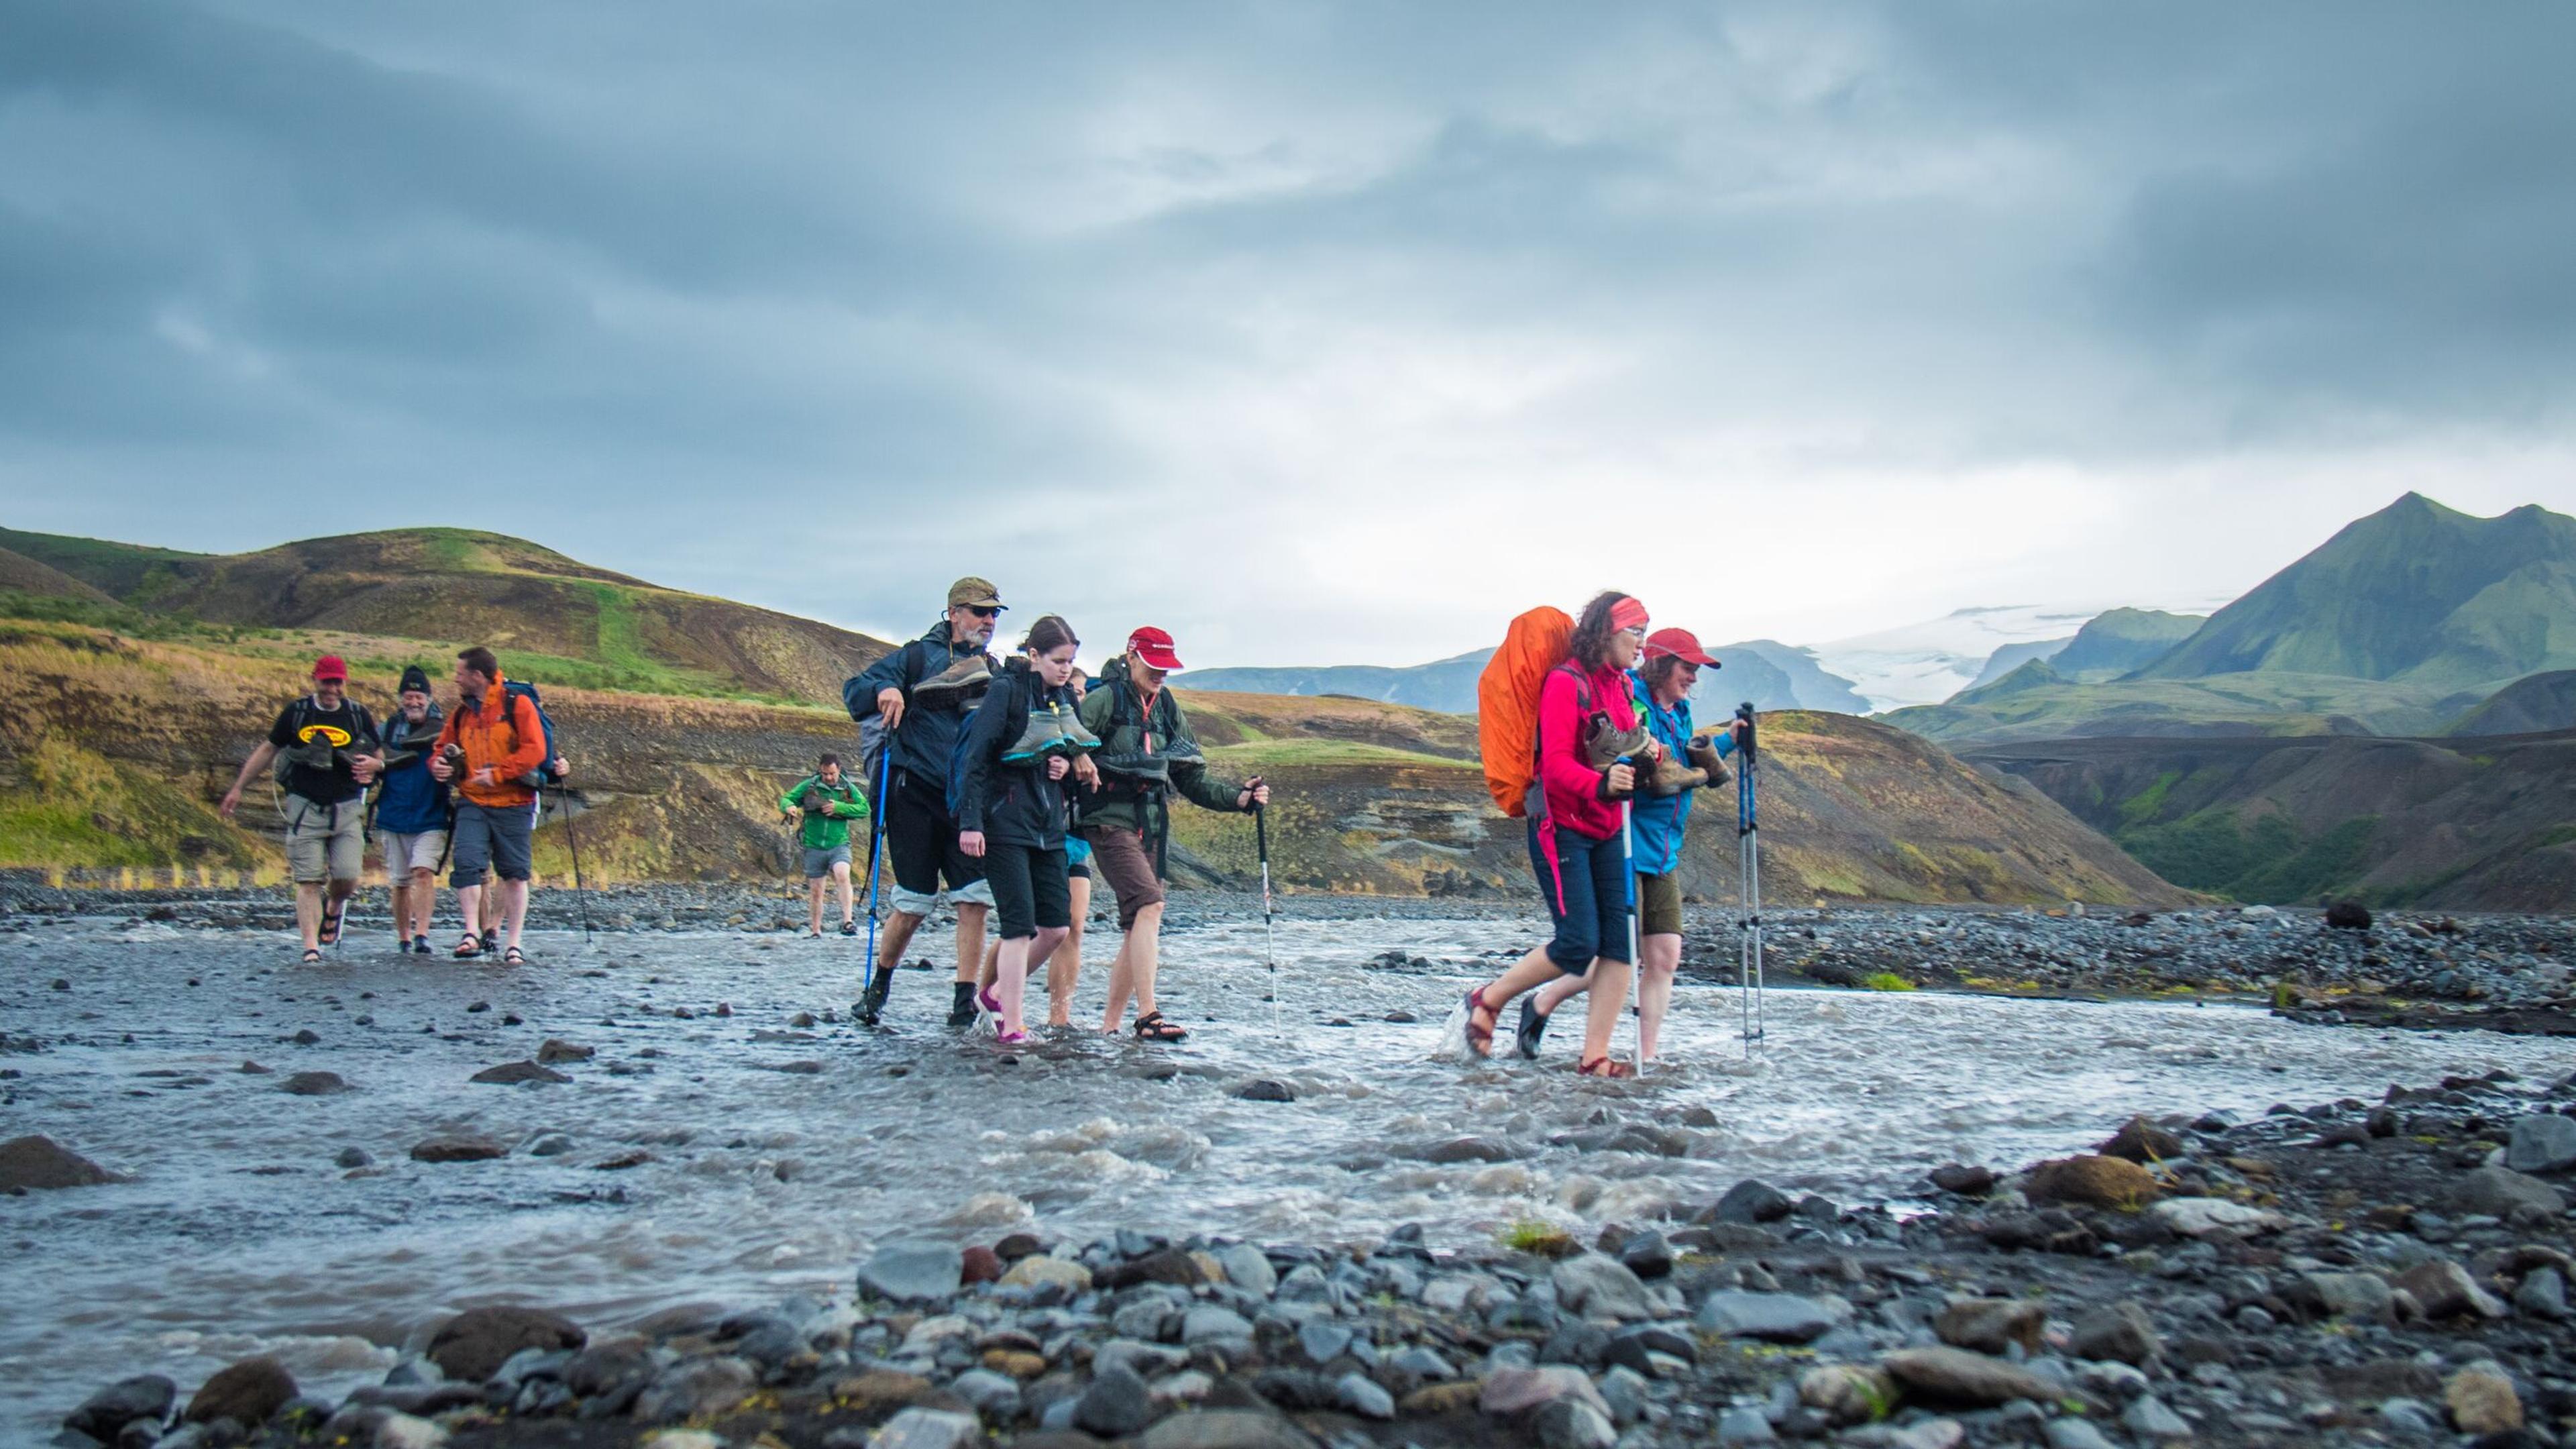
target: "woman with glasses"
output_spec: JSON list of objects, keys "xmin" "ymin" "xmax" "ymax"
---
[{"xmin": 1455, "ymin": 591, "xmax": 1656, "ymax": 1077}]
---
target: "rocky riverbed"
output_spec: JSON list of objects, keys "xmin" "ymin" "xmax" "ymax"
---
[
  {"xmin": 9, "ymin": 881, "xmax": 2576, "ymax": 1447},
  {"xmin": 32, "ymin": 1073, "xmax": 2576, "ymax": 1449}
]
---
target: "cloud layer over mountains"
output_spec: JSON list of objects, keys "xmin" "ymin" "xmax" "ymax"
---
[{"xmin": 3, "ymin": 2, "xmax": 2572, "ymax": 663}]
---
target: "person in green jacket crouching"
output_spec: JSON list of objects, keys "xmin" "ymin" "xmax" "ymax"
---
[{"xmin": 780, "ymin": 753, "xmax": 870, "ymax": 938}]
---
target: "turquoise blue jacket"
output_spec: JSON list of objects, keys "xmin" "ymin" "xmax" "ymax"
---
[{"xmin": 1627, "ymin": 672, "xmax": 1736, "ymax": 877}]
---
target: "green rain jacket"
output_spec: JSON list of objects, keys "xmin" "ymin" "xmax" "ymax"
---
[{"xmin": 778, "ymin": 773, "xmax": 869, "ymax": 850}]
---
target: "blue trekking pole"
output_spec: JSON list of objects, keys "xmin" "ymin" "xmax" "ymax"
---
[
  {"xmin": 858, "ymin": 748, "xmax": 892, "ymax": 1024},
  {"xmin": 1735, "ymin": 703, "xmax": 1764, "ymax": 1051}
]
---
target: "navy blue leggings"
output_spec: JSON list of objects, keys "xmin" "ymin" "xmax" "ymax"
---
[{"xmin": 1528, "ymin": 818, "xmax": 1632, "ymax": 970}]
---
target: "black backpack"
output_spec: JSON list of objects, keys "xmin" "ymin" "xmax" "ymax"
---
[{"xmin": 272, "ymin": 696, "xmax": 378, "ymax": 794}]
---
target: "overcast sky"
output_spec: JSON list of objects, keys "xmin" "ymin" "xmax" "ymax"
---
[{"xmin": 3, "ymin": 2, "xmax": 2571, "ymax": 665}]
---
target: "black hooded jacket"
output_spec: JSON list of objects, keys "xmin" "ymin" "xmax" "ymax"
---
[{"xmin": 955, "ymin": 658, "xmax": 1077, "ymax": 851}]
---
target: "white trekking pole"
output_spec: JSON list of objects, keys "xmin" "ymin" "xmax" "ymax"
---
[{"xmin": 1735, "ymin": 704, "xmax": 1764, "ymax": 1051}]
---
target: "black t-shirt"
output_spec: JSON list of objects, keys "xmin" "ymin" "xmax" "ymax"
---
[{"xmin": 266, "ymin": 696, "xmax": 379, "ymax": 804}]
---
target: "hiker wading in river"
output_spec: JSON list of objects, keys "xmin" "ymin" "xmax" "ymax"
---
[
  {"xmin": 779, "ymin": 753, "xmax": 868, "ymax": 938},
  {"xmin": 372, "ymin": 663, "xmax": 451, "ymax": 956},
  {"xmin": 850, "ymin": 577, "xmax": 1004, "ymax": 1026},
  {"xmin": 956, "ymin": 615, "xmax": 1099, "ymax": 1042},
  {"xmin": 1461, "ymin": 592, "xmax": 1656, "ymax": 1076},
  {"xmin": 1516, "ymin": 627, "xmax": 1740, "ymax": 1066},
  {"xmin": 430, "ymin": 647, "xmax": 549, "ymax": 965},
  {"xmin": 1078, "ymin": 627, "xmax": 1269, "ymax": 1042},
  {"xmin": 219, "ymin": 653, "xmax": 382, "ymax": 963}
]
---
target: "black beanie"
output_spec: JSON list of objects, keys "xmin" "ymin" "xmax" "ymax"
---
[{"xmin": 399, "ymin": 664, "xmax": 432, "ymax": 694}]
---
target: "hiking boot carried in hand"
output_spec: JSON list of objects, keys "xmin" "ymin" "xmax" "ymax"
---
[
  {"xmin": 910, "ymin": 655, "xmax": 995, "ymax": 711},
  {"xmin": 1582, "ymin": 722, "xmax": 1654, "ymax": 771},
  {"xmin": 1638, "ymin": 752, "xmax": 1707, "ymax": 796},
  {"xmin": 947, "ymin": 980, "xmax": 979, "ymax": 1028},
  {"xmin": 1687, "ymin": 734, "xmax": 1731, "ymax": 788},
  {"xmin": 1002, "ymin": 701, "xmax": 1102, "ymax": 764}
]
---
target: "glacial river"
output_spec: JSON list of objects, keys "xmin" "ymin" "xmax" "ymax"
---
[{"xmin": 4, "ymin": 910, "xmax": 2566, "ymax": 1434}]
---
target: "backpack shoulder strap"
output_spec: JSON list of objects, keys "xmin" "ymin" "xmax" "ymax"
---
[{"xmin": 1548, "ymin": 661, "xmax": 1594, "ymax": 712}]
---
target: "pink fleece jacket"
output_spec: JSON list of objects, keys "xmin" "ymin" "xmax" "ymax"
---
[{"xmin": 1536, "ymin": 660, "xmax": 1640, "ymax": 841}]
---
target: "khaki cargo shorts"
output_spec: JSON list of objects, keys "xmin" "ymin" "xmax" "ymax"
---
[{"xmin": 284, "ymin": 796, "xmax": 367, "ymax": 885}]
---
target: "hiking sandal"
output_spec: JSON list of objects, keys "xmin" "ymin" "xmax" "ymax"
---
[
  {"xmin": 1577, "ymin": 1055, "xmax": 1636, "ymax": 1079},
  {"xmin": 318, "ymin": 900, "xmax": 345, "ymax": 947},
  {"xmin": 1132, "ymin": 1010, "xmax": 1188, "ymax": 1042},
  {"xmin": 502, "ymin": 946, "xmax": 527, "ymax": 965},
  {"xmin": 1460, "ymin": 987, "xmax": 1498, "ymax": 1057},
  {"xmin": 453, "ymin": 933, "xmax": 482, "ymax": 959},
  {"xmin": 301, "ymin": 948, "xmax": 323, "ymax": 965}
]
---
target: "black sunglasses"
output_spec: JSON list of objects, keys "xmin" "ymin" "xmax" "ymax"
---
[{"xmin": 966, "ymin": 605, "xmax": 1001, "ymax": 619}]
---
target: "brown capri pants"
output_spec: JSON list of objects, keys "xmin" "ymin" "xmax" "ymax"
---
[
  {"xmin": 1084, "ymin": 826, "xmax": 1166, "ymax": 932},
  {"xmin": 1636, "ymin": 871, "xmax": 1684, "ymax": 940}
]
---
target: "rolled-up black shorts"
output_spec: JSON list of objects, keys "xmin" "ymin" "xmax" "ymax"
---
[
  {"xmin": 885, "ymin": 770, "xmax": 989, "ymax": 915},
  {"xmin": 983, "ymin": 842, "xmax": 1071, "ymax": 941}
]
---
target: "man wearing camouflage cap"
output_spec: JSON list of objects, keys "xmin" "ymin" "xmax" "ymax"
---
[{"xmin": 844, "ymin": 576, "xmax": 1006, "ymax": 1026}]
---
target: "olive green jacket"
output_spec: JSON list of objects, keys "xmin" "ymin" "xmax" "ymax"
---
[{"xmin": 1075, "ymin": 665, "xmax": 1246, "ymax": 834}]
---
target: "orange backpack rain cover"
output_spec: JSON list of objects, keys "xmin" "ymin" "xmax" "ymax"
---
[{"xmin": 1478, "ymin": 606, "xmax": 1574, "ymax": 816}]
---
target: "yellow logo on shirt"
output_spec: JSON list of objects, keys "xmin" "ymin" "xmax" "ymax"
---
[{"xmin": 297, "ymin": 724, "xmax": 354, "ymax": 748}]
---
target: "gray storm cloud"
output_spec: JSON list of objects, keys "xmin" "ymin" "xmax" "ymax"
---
[{"xmin": 1, "ymin": 1, "xmax": 2570, "ymax": 662}]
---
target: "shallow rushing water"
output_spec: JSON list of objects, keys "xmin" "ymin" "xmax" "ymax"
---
[{"xmin": 4, "ymin": 910, "xmax": 2567, "ymax": 1434}]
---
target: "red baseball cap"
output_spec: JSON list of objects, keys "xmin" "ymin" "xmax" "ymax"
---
[
  {"xmin": 311, "ymin": 655, "xmax": 350, "ymax": 682},
  {"xmin": 1642, "ymin": 628, "xmax": 1718, "ymax": 668},
  {"xmin": 1128, "ymin": 627, "xmax": 1185, "ymax": 672}
]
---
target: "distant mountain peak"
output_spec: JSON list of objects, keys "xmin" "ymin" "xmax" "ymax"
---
[{"xmin": 2135, "ymin": 494, "xmax": 2576, "ymax": 692}]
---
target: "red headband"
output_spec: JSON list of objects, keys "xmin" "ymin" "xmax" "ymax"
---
[{"xmin": 1609, "ymin": 596, "xmax": 1649, "ymax": 632}]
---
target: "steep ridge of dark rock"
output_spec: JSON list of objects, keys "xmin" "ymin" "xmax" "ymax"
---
[
  {"xmin": 1968, "ymin": 728, "xmax": 2576, "ymax": 908},
  {"xmin": 2446, "ymin": 669, "xmax": 2576, "ymax": 737}
]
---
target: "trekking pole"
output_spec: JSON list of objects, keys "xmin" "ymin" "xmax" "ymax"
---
[
  {"xmin": 558, "ymin": 788, "xmax": 594, "ymax": 946},
  {"xmin": 1735, "ymin": 704, "xmax": 1764, "ymax": 1051},
  {"xmin": 1619, "ymin": 755, "xmax": 1640, "ymax": 1071},
  {"xmin": 1255, "ymin": 800, "xmax": 1278, "ymax": 1032},
  {"xmin": 859, "ymin": 749, "xmax": 892, "ymax": 1018}
]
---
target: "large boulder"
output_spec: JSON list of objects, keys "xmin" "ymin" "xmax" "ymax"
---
[
  {"xmin": 1479, "ymin": 1365, "xmax": 1609, "ymax": 1419},
  {"xmin": 2096, "ymin": 1117, "xmax": 2184, "ymax": 1164},
  {"xmin": 2394, "ymin": 1261, "xmax": 2507, "ymax": 1321},
  {"xmin": 1706, "ymin": 1179, "xmax": 1793, "ymax": 1224},
  {"xmin": 2152, "ymin": 1197, "xmax": 2286, "ymax": 1238},
  {"xmin": 1550, "ymin": 1253, "xmax": 1658, "ymax": 1322},
  {"xmin": 2449, "ymin": 1165, "xmax": 2567, "ymax": 1218},
  {"xmin": 1880, "ymin": 1347, "xmax": 2059, "ymax": 1407},
  {"xmin": 1933, "ymin": 1298, "xmax": 2045, "ymax": 1355},
  {"xmin": 859, "ymin": 1243, "xmax": 965, "ymax": 1305},
  {"xmin": 469, "ymin": 1061, "xmax": 571, "ymax": 1086},
  {"xmin": 426, "ymin": 1305, "xmax": 586, "ymax": 1383},
  {"xmin": 999, "ymin": 1255, "xmax": 1093, "ymax": 1294},
  {"xmin": 184, "ymin": 1357, "xmax": 297, "ymax": 1427},
  {"xmin": 2445, "ymin": 1362, "xmax": 2523, "ymax": 1435},
  {"xmin": 64, "ymin": 1375, "xmax": 175, "ymax": 1440},
  {"xmin": 410, "ymin": 1135, "xmax": 506, "ymax": 1164},
  {"xmin": 2507, "ymin": 1114, "xmax": 2576, "ymax": 1175},
  {"xmin": 2023, "ymin": 1155, "xmax": 2158, "ymax": 1210},
  {"xmin": 634, "ymin": 1356, "xmax": 757, "ymax": 1422},
  {"xmin": 2068, "ymin": 1302, "xmax": 2161, "ymax": 1366},
  {"xmin": 0, "ymin": 1134, "xmax": 125, "ymax": 1189},
  {"xmin": 1697, "ymin": 1292, "xmax": 1839, "ymax": 1344}
]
